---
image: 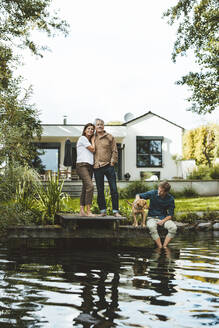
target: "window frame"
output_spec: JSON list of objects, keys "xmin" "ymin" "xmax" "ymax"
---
[
  {"xmin": 136, "ymin": 136, "xmax": 163, "ymax": 168},
  {"xmin": 33, "ymin": 142, "xmax": 61, "ymax": 172}
]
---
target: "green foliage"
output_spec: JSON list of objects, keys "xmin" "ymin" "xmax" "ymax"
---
[
  {"xmin": 0, "ymin": 165, "xmax": 40, "ymax": 201},
  {"xmin": 209, "ymin": 164, "xmax": 219, "ymax": 179},
  {"xmin": 118, "ymin": 181, "xmax": 150, "ymax": 199},
  {"xmin": 181, "ymin": 187, "xmax": 199, "ymax": 198},
  {"xmin": 91, "ymin": 187, "xmax": 114, "ymax": 215},
  {"xmin": 174, "ymin": 212, "xmax": 200, "ymax": 224},
  {"xmin": 202, "ymin": 209, "xmax": 219, "ymax": 221},
  {"xmin": 0, "ymin": 0, "xmax": 69, "ymax": 171},
  {"xmin": 118, "ymin": 202, "xmax": 132, "ymax": 223},
  {"xmin": 35, "ymin": 174, "xmax": 67, "ymax": 224},
  {"xmin": 175, "ymin": 196, "xmax": 219, "ymax": 212},
  {"xmin": 163, "ymin": 0, "xmax": 219, "ymax": 114},
  {"xmin": 0, "ymin": 0, "xmax": 69, "ymax": 90},
  {"xmin": 0, "ymin": 202, "xmax": 41, "ymax": 235},
  {"xmin": 171, "ymin": 187, "xmax": 199, "ymax": 198},
  {"xmin": 0, "ymin": 82, "xmax": 42, "ymax": 167},
  {"xmin": 187, "ymin": 165, "xmax": 210, "ymax": 180},
  {"xmin": 183, "ymin": 125, "xmax": 217, "ymax": 167},
  {"xmin": 183, "ymin": 129, "xmax": 195, "ymax": 160}
]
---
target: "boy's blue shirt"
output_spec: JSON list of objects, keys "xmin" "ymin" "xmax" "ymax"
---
[{"xmin": 139, "ymin": 190, "xmax": 175, "ymax": 220}]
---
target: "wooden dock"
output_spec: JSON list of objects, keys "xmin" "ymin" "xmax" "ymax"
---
[{"xmin": 6, "ymin": 213, "xmax": 157, "ymax": 248}]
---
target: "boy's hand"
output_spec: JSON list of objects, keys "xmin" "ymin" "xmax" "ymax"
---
[{"xmin": 135, "ymin": 194, "xmax": 140, "ymax": 201}]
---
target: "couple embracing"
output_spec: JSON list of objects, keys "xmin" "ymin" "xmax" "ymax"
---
[{"xmin": 76, "ymin": 118, "xmax": 121, "ymax": 217}]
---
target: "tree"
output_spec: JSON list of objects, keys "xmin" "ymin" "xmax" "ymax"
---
[
  {"xmin": 0, "ymin": 82, "xmax": 42, "ymax": 167},
  {"xmin": 0, "ymin": 0, "xmax": 69, "ymax": 88},
  {"xmin": 163, "ymin": 0, "xmax": 219, "ymax": 114},
  {"xmin": 194, "ymin": 125, "xmax": 215, "ymax": 166},
  {"xmin": 0, "ymin": 0, "xmax": 69, "ymax": 167},
  {"xmin": 183, "ymin": 124, "xmax": 217, "ymax": 166},
  {"xmin": 183, "ymin": 129, "xmax": 196, "ymax": 160}
]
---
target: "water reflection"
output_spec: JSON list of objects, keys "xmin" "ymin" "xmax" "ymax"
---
[
  {"xmin": 0, "ymin": 232, "xmax": 218, "ymax": 327},
  {"xmin": 61, "ymin": 251, "xmax": 120, "ymax": 326}
]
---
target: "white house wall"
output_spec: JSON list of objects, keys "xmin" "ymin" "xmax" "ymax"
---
[
  {"xmin": 123, "ymin": 115, "xmax": 183, "ymax": 180},
  {"xmin": 34, "ymin": 116, "xmax": 183, "ymax": 180}
]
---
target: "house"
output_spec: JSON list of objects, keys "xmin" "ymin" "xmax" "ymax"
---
[{"xmin": 33, "ymin": 111, "xmax": 185, "ymax": 180}]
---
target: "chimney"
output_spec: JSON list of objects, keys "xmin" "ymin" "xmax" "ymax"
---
[{"xmin": 63, "ymin": 115, "xmax": 67, "ymax": 125}]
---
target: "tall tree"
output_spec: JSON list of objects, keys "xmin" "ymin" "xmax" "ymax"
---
[
  {"xmin": 183, "ymin": 124, "xmax": 217, "ymax": 166},
  {"xmin": 0, "ymin": 82, "xmax": 42, "ymax": 166},
  {"xmin": 0, "ymin": 0, "xmax": 69, "ymax": 88},
  {"xmin": 0, "ymin": 0, "xmax": 69, "ymax": 166},
  {"xmin": 163, "ymin": 0, "xmax": 219, "ymax": 114}
]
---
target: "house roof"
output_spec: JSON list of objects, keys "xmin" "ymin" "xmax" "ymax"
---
[
  {"xmin": 41, "ymin": 125, "xmax": 83, "ymax": 137},
  {"xmin": 40, "ymin": 111, "xmax": 184, "ymax": 137},
  {"xmin": 122, "ymin": 111, "xmax": 184, "ymax": 130},
  {"xmin": 41, "ymin": 124, "xmax": 127, "ymax": 138}
]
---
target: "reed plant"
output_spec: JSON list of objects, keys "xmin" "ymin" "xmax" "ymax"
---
[{"xmin": 35, "ymin": 174, "xmax": 67, "ymax": 224}]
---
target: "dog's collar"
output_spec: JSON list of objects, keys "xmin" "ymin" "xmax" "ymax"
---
[{"xmin": 133, "ymin": 202, "xmax": 140, "ymax": 210}]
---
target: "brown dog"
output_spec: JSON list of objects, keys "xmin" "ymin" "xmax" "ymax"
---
[{"xmin": 127, "ymin": 199, "xmax": 148, "ymax": 227}]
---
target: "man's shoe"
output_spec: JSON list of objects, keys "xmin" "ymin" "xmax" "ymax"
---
[
  {"xmin": 114, "ymin": 212, "xmax": 122, "ymax": 217},
  {"xmin": 98, "ymin": 212, "xmax": 107, "ymax": 217}
]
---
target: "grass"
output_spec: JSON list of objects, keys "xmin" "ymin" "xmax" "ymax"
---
[
  {"xmin": 174, "ymin": 196, "xmax": 219, "ymax": 212},
  {"xmin": 60, "ymin": 196, "xmax": 219, "ymax": 213}
]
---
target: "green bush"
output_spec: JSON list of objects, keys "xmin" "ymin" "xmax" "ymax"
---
[
  {"xmin": 174, "ymin": 212, "xmax": 200, "ymax": 223},
  {"xmin": 0, "ymin": 202, "xmax": 41, "ymax": 235},
  {"xmin": 170, "ymin": 187, "xmax": 199, "ymax": 198},
  {"xmin": 0, "ymin": 165, "xmax": 40, "ymax": 202},
  {"xmin": 187, "ymin": 166, "xmax": 210, "ymax": 180},
  {"xmin": 209, "ymin": 164, "xmax": 219, "ymax": 179},
  {"xmin": 202, "ymin": 209, "xmax": 219, "ymax": 221},
  {"xmin": 35, "ymin": 175, "xmax": 67, "ymax": 224},
  {"xmin": 118, "ymin": 181, "xmax": 150, "ymax": 199}
]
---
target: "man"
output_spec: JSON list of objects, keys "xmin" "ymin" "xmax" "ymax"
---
[
  {"xmin": 93, "ymin": 118, "xmax": 121, "ymax": 217},
  {"xmin": 135, "ymin": 181, "xmax": 177, "ymax": 248}
]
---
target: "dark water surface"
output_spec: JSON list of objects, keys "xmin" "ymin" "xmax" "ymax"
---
[{"xmin": 0, "ymin": 232, "xmax": 218, "ymax": 328}]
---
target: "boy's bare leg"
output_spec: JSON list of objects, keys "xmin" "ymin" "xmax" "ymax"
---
[
  {"xmin": 163, "ymin": 235, "xmax": 172, "ymax": 248},
  {"xmin": 155, "ymin": 237, "xmax": 162, "ymax": 248}
]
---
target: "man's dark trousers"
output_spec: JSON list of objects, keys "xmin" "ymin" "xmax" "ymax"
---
[{"xmin": 94, "ymin": 164, "xmax": 119, "ymax": 212}]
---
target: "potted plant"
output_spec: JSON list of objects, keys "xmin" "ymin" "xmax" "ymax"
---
[{"xmin": 124, "ymin": 172, "xmax": 131, "ymax": 181}]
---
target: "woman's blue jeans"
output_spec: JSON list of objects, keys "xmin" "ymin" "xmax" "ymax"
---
[{"xmin": 94, "ymin": 164, "xmax": 119, "ymax": 212}]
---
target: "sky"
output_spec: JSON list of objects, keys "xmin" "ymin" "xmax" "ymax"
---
[{"xmin": 19, "ymin": 0, "xmax": 218, "ymax": 129}]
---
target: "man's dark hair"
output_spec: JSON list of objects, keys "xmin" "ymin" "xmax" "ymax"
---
[{"xmin": 159, "ymin": 180, "xmax": 171, "ymax": 192}]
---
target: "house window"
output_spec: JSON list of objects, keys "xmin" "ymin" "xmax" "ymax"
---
[
  {"xmin": 136, "ymin": 136, "xmax": 163, "ymax": 168},
  {"xmin": 33, "ymin": 142, "xmax": 60, "ymax": 173}
]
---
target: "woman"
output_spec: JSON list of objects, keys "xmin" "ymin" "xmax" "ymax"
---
[{"xmin": 76, "ymin": 123, "xmax": 95, "ymax": 216}]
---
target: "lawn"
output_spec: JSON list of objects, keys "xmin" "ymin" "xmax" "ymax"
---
[
  {"xmin": 62, "ymin": 196, "xmax": 219, "ymax": 213},
  {"xmin": 174, "ymin": 196, "xmax": 219, "ymax": 212}
]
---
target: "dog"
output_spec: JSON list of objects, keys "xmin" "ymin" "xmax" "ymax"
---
[{"xmin": 126, "ymin": 199, "xmax": 148, "ymax": 227}]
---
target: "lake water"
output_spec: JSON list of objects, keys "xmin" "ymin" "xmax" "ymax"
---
[{"xmin": 0, "ymin": 231, "xmax": 218, "ymax": 328}]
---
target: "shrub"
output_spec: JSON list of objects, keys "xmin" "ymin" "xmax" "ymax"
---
[
  {"xmin": 169, "ymin": 189, "xmax": 182, "ymax": 198},
  {"xmin": 202, "ymin": 209, "xmax": 219, "ymax": 221},
  {"xmin": 118, "ymin": 181, "xmax": 150, "ymax": 199},
  {"xmin": 209, "ymin": 164, "xmax": 219, "ymax": 179},
  {"xmin": 181, "ymin": 187, "xmax": 199, "ymax": 198},
  {"xmin": 174, "ymin": 212, "xmax": 200, "ymax": 223},
  {"xmin": 170, "ymin": 187, "xmax": 199, "ymax": 198},
  {"xmin": 0, "ymin": 165, "xmax": 40, "ymax": 201},
  {"xmin": 35, "ymin": 175, "xmax": 67, "ymax": 224},
  {"xmin": 0, "ymin": 202, "xmax": 41, "ymax": 235},
  {"xmin": 187, "ymin": 166, "xmax": 210, "ymax": 180}
]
